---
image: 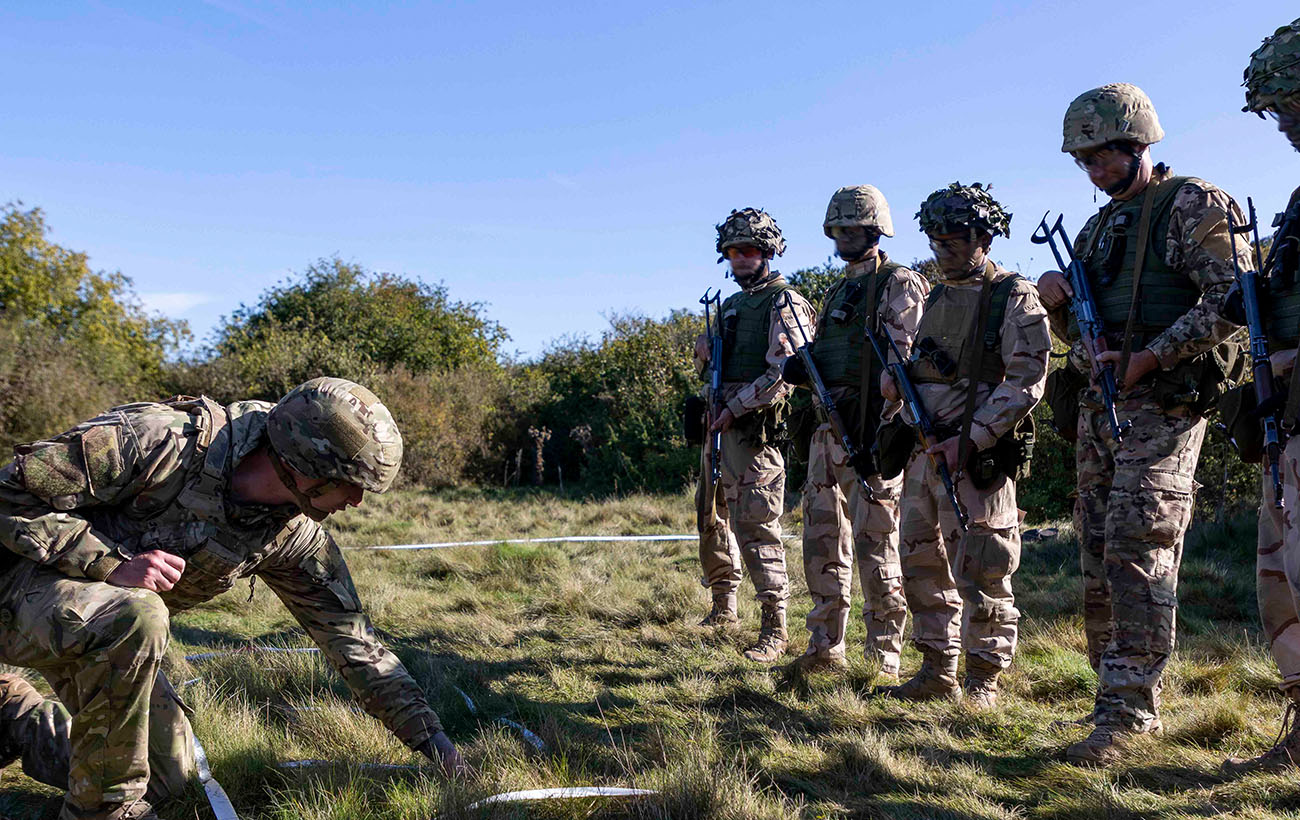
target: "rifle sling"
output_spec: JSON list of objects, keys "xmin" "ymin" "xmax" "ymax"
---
[
  {"xmin": 957, "ymin": 263, "xmax": 996, "ymax": 471},
  {"xmin": 1117, "ymin": 175, "xmax": 1165, "ymax": 388},
  {"xmin": 858, "ymin": 258, "xmax": 884, "ymax": 448}
]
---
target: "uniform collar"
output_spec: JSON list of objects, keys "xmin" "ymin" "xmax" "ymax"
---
[{"xmin": 845, "ymin": 250, "xmax": 886, "ymax": 279}]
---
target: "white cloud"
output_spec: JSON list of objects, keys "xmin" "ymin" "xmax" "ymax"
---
[{"xmin": 139, "ymin": 291, "xmax": 217, "ymax": 316}]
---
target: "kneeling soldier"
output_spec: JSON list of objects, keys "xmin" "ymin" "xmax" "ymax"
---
[{"xmin": 880, "ymin": 183, "xmax": 1050, "ymax": 707}]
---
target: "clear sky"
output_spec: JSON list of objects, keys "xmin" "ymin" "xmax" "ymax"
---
[{"xmin": 2, "ymin": 1, "xmax": 1297, "ymax": 359}]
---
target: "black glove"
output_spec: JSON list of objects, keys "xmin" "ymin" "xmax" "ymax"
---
[
  {"xmin": 847, "ymin": 449, "xmax": 878, "ymax": 481},
  {"xmin": 782, "ymin": 353, "xmax": 810, "ymax": 386},
  {"xmin": 1222, "ymin": 282, "xmax": 1247, "ymax": 327}
]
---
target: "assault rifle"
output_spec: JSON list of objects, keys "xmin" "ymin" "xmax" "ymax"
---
[
  {"xmin": 867, "ymin": 329, "xmax": 968, "ymax": 532},
  {"xmin": 774, "ymin": 290, "xmax": 876, "ymax": 504},
  {"xmin": 1031, "ymin": 214, "xmax": 1131, "ymax": 443},
  {"xmin": 1235, "ymin": 198, "xmax": 1285, "ymax": 508},
  {"xmin": 700, "ymin": 289, "xmax": 724, "ymax": 487}
]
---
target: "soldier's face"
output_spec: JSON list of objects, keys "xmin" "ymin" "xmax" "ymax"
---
[
  {"xmin": 1273, "ymin": 101, "xmax": 1300, "ymax": 152},
  {"xmin": 725, "ymin": 245, "xmax": 765, "ymax": 279},
  {"xmin": 927, "ymin": 230, "xmax": 989, "ymax": 277},
  {"xmin": 301, "ymin": 478, "xmax": 365, "ymax": 515},
  {"xmin": 1072, "ymin": 142, "xmax": 1149, "ymax": 198}
]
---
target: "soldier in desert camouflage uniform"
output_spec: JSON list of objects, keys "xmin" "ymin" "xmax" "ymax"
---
[
  {"xmin": 694, "ymin": 208, "xmax": 816, "ymax": 663},
  {"xmin": 0, "ymin": 377, "xmax": 463, "ymax": 820},
  {"xmin": 1036, "ymin": 84, "xmax": 1247, "ymax": 764},
  {"xmin": 878, "ymin": 183, "xmax": 1049, "ymax": 709},
  {"xmin": 780, "ymin": 186, "xmax": 928, "ymax": 677},
  {"xmin": 1223, "ymin": 19, "xmax": 1300, "ymax": 776}
]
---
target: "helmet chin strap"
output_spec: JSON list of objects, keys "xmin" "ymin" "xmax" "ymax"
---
[
  {"xmin": 269, "ymin": 452, "xmax": 337, "ymax": 522},
  {"xmin": 1104, "ymin": 148, "xmax": 1145, "ymax": 197}
]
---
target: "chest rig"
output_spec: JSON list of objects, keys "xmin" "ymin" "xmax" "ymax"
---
[
  {"xmin": 910, "ymin": 271, "xmax": 1021, "ymax": 387},
  {"xmin": 89, "ymin": 397, "xmax": 297, "ymax": 612},
  {"xmin": 720, "ymin": 278, "xmax": 793, "ymax": 383}
]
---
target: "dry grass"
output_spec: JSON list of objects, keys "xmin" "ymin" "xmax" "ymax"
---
[{"xmin": 0, "ymin": 489, "xmax": 1296, "ymax": 819}]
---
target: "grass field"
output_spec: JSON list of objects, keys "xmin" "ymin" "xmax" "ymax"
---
[{"xmin": 1, "ymin": 487, "xmax": 1296, "ymax": 819}]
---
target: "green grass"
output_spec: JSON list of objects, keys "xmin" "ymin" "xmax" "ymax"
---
[{"xmin": 3, "ymin": 487, "xmax": 1299, "ymax": 819}]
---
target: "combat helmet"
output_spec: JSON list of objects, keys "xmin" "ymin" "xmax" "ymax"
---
[
  {"xmin": 916, "ymin": 182, "xmax": 1012, "ymax": 239},
  {"xmin": 823, "ymin": 185, "xmax": 895, "ymax": 238},
  {"xmin": 1061, "ymin": 83, "xmax": 1164, "ymax": 153},
  {"xmin": 266, "ymin": 377, "xmax": 403, "ymax": 518},
  {"xmin": 715, "ymin": 208, "xmax": 786, "ymax": 262},
  {"xmin": 1245, "ymin": 19, "xmax": 1300, "ymax": 114}
]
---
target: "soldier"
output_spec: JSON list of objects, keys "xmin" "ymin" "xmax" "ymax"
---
[
  {"xmin": 1223, "ymin": 18, "xmax": 1300, "ymax": 775},
  {"xmin": 693, "ymin": 208, "xmax": 816, "ymax": 663},
  {"xmin": 1036, "ymin": 84, "xmax": 1246, "ymax": 764},
  {"xmin": 0, "ymin": 378, "xmax": 464, "ymax": 820},
  {"xmin": 878, "ymin": 183, "xmax": 1048, "ymax": 708},
  {"xmin": 780, "ymin": 186, "xmax": 929, "ymax": 677}
]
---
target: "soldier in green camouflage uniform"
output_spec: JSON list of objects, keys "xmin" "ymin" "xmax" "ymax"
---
[
  {"xmin": 694, "ymin": 208, "xmax": 816, "ymax": 663},
  {"xmin": 0, "ymin": 378, "xmax": 463, "ymax": 820},
  {"xmin": 878, "ymin": 184, "xmax": 1050, "ymax": 708},
  {"xmin": 1036, "ymin": 84, "xmax": 1248, "ymax": 764},
  {"xmin": 780, "ymin": 186, "xmax": 928, "ymax": 677},
  {"xmin": 1223, "ymin": 19, "xmax": 1300, "ymax": 776}
]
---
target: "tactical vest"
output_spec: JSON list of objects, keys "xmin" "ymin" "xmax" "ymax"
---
[
  {"xmin": 1267, "ymin": 280, "xmax": 1300, "ymax": 349},
  {"xmin": 910, "ymin": 272, "xmax": 1022, "ymax": 386},
  {"xmin": 1068, "ymin": 176, "xmax": 1196, "ymax": 347},
  {"xmin": 86, "ymin": 397, "xmax": 301, "ymax": 612},
  {"xmin": 810, "ymin": 261, "xmax": 902, "ymax": 390},
  {"xmin": 720, "ymin": 279, "xmax": 793, "ymax": 383}
]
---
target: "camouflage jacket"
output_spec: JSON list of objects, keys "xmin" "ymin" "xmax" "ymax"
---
[
  {"xmin": 907, "ymin": 262, "xmax": 1051, "ymax": 451},
  {"xmin": 694, "ymin": 273, "xmax": 818, "ymax": 418},
  {"xmin": 1048, "ymin": 166, "xmax": 1247, "ymax": 370},
  {"xmin": 0, "ymin": 397, "xmax": 443, "ymax": 747}
]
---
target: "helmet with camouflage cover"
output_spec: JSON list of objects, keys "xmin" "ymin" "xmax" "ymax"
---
[
  {"xmin": 916, "ymin": 182, "xmax": 1011, "ymax": 239},
  {"xmin": 715, "ymin": 207, "xmax": 786, "ymax": 262},
  {"xmin": 267, "ymin": 377, "xmax": 403, "ymax": 497},
  {"xmin": 1244, "ymin": 19, "xmax": 1300, "ymax": 114},
  {"xmin": 823, "ymin": 185, "xmax": 895, "ymax": 238},
  {"xmin": 1061, "ymin": 83, "xmax": 1164, "ymax": 153}
]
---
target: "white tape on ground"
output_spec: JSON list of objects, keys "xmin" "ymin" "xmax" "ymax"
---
[
  {"xmin": 192, "ymin": 736, "xmax": 241, "ymax": 820},
  {"xmin": 453, "ymin": 686, "xmax": 546, "ymax": 752},
  {"xmin": 278, "ymin": 760, "xmax": 418, "ymax": 772},
  {"xmin": 467, "ymin": 787, "xmax": 657, "ymax": 808}
]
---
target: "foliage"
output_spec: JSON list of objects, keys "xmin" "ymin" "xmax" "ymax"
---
[
  {"xmin": 216, "ymin": 257, "xmax": 507, "ymax": 376},
  {"xmin": 531, "ymin": 310, "xmax": 703, "ymax": 493}
]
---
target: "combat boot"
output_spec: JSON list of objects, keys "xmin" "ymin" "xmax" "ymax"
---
[
  {"xmin": 788, "ymin": 651, "xmax": 849, "ymax": 674},
  {"xmin": 59, "ymin": 797, "xmax": 159, "ymax": 820},
  {"xmin": 963, "ymin": 656, "xmax": 1002, "ymax": 710},
  {"xmin": 698, "ymin": 592, "xmax": 738, "ymax": 626},
  {"xmin": 877, "ymin": 647, "xmax": 960, "ymax": 702},
  {"xmin": 1223, "ymin": 697, "xmax": 1300, "ymax": 775},
  {"xmin": 742, "ymin": 604, "xmax": 787, "ymax": 662}
]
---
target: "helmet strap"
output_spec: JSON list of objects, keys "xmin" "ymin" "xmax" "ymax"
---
[
  {"xmin": 1104, "ymin": 145, "xmax": 1145, "ymax": 197},
  {"xmin": 269, "ymin": 451, "xmax": 332, "ymax": 522}
]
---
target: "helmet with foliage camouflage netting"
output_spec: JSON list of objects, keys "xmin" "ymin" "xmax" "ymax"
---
[
  {"xmin": 1061, "ymin": 83, "xmax": 1164, "ymax": 153},
  {"xmin": 823, "ymin": 185, "xmax": 895, "ymax": 238},
  {"xmin": 1245, "ymin": 19, "xmax": 1300, "ymax": 113},
  {"xmin": 267, "ymin": 377, "xmax": 403, "ymax": 494},
  {"xmin": 715, "ymin": 208, "xmax": 786, "ymax": 262},
  {"xmin": 916, "ymin": 182, "xmax": 1011, "ymax": 239}
]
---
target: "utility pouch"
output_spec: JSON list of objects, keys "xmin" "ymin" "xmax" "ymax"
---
[
  {"xmin": 1044, "ymin": 364, "xmax": 1088, "ymax": 443},
  {"xmin": 683, "ymin": 395, "xmax": 706, "ymax": 446},
  {"xmin": 1152, "ymin": 338, "xmax": 1246, "ymax": 415},
  {"xmin": 873, "ymin": 416, "xmax": 916, "ymax": 480},
  {"xmin": 1217, "ymin": 383, "xmax": 1264, "ymax": 463}
]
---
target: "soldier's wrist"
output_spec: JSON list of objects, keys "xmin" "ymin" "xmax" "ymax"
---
[
  {"xmin": 725, "ymin": 398, "xmax": 747, "ymax": 418},
  {"xmin": 84, "ymin": 551, "xmax": 126, "ymax": 582}
]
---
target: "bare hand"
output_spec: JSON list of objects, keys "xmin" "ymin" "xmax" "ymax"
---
[
  {"xmin": 1097, "ymin": 348, "xmax": 1158, "ymax": 389},
  {"xmin": 1271, "ymin": 348, "xmax": 1297, "ymax": 379},
  {"xmin": 710, "ymin": 408, "xmax": 735, "ymax": 433},
  {"xmin": 880, "ymin": 373, "xmax": 900, "ymax": 403},
  {"xmin": 106, "ymin": 551, "xmax": 186, "ymax": 592},
  {"xmin": 694, "ymin": 334, "xmax": 710, "ymax": 363},
  {"xmin": 1037, "ymin": 271, "xmax": 1073, "ymax": 311},
  {"xmin": 926, "ymin": 435, "xmax": 963, "ymax": 474}
]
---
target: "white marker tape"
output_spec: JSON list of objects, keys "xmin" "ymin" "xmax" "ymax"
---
[
  {"xmin": 467, "ymin": 787, "xmax": 657, "ymax": 809},
  {"xmin": 453, "ymin": 686, "xmax": 546, "ymax": 752},
  {"xmin": 192, "ymin": 736, "xmax": 241, "ymax": 820},
  {"xmin": 278, "ymin": 759, "xmax": 418, "ymax": 772},
  {"xmin": 185, "ymin": 647, "xmax": 321, "ymax": 662}
]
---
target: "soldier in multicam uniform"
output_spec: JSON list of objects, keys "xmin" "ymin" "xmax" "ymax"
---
[
  {"xmin": 877, "ymin": 183, "xmax": 1049, "ymax": 708},
  {"xmin": 780, "ymin": 186, "xmax": 928, "ymax": 677},
  {"xmin": 1036, "ymin": 84, "xmax": 1247, "ymax": 764},
  {"xmin": 0, "ymin": 377, "xmax": 464, "ymax": 820},
  {"xmin": 694, "ymin": 208, "xmax": 816, "ymax": 663},
  {"xmin": 1223, "ymin": 18, "xmax": 1300, "ymax": 776}
]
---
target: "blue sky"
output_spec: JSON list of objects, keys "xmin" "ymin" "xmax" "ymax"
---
[{"xmin": 2, "ymin": 1, "xmax": 1297, "ymax": 359}]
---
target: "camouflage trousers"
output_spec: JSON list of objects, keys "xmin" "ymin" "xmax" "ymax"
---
[
  {"xmin": 0, "ymin": 561, "xmax": 195, "ymax": 818},
  {"xmin": 1076, "ymin": 391, "xmax": 1205, "ymax": 731},
  {"xmin": 898, "ymin": 448, "xmax": 1022, "ymax": 668},
  {"xmin": 696, "ymin": 427, "xmax": 789, "ymax": 606},
  {"xmin": 800, "ymin": 422, "xmax": 905, "ymax": 671},
  {"xmin": 1256, "ymin": 434, "xmax": 1300, "ymax": 694}
]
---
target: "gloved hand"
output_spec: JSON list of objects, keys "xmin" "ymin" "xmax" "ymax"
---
[
  {"xmin": 1222, "ymin": 282, "xmax": 1247, "ymax": 327},
  {"xmin": 782, "ymin": 353, "xmax": 810, "ymax": 386},
  {"xmin": 417, "ymin": 731, "xmax": 470, "ymax": 777}
]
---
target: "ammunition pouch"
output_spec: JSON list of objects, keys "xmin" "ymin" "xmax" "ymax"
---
[
  {"xmin": 1044, "ymin": 364, "xmax": 1088, "ymax": 444},
  {"xmin": 1216, "ymin": 378, "xmax": 1288, "ymax": 464},
  {"xmin": 1149, "ymin": 338, "xmax": 1246, "ymax": 416},
  {"xmin": 964, "ymin": 414, "xmax": 1035, "ymax": 490},
  {"xmin": 683, "ymin": 395, "xmax": 707, "ymax": 446},
  {"xmin": 873, "ymin": 416, "xmax": 916, "ymax": 481},
  {"xmin": 732, "ymin": 402, "xmax": 788, "ymax": 449}
]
